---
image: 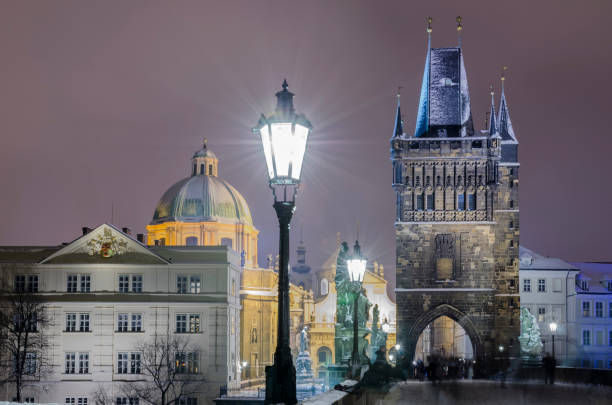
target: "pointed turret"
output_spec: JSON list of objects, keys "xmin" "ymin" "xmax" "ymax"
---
[
  {"xmin": 392, "ymin": 89, "xmax": 404, "ymax": 138},
  {"xmin": 498, "ymin": 69, "xmax": 517, "ymax": 143},
  {"xmin": 488, "ymin": 86, "xmax": 498, "ymax": 135},
  {"xmin": 414, "ymin": 17, "xmax": 474, "ymax": 138}
]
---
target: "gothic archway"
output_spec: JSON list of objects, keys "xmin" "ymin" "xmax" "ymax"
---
[{"xmin": 404, "ymin": 304, "xmax": 483, "ymax": 366}]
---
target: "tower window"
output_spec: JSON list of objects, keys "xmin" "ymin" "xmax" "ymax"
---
[
  {"xmin": 467, "ymin": 193, "xmax": 476, "ymax": 210},
  {"xmin": 416, "ymin": 194, "xmax": 424, "ymax": 211},
  {"xmin": 209, "ymin": 164, "xmax": 213, "ymax": 175},
  {"xmin": 405, "ymin": 176, "xmax": 410, "ymax": 185},
  {"xmin": 426, "ymin": 176, "xmax": 431, "ymax": 186},
  {"xmin": 426, "ymin": 194, "xmax": 434, "ymax": 211},
  {"xmin": 436, "ymin": 176, "xmax": 441, "ymax": 186},
  {"xmin": 446, "ymin": 175, "xmax": 451, "ymax": 185},
  {"xmin": 509, "ymin": 200, "xmax": 514, "ymax": 208},
  {"xmin": 509, "ymin": 221, "xmax": 514, "ymax": 229},
  {"xmin": 193, "ymin": 164, "xmax": 197, "ymax": 176},
  {"xmin": 200, "ymin": 164, "xmax": 205, "ymax": 175},
  {"xmin": 457, "ymin": 194, "xmax": 465, "ymax": 211},
  {"xmin": 457, "ymin": 176, "xmax": 462, "ymax": 186}
]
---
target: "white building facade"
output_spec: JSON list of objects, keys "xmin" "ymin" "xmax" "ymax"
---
[
  {"xmin": 0, "ymin": 224, "xmax": 242, "ymax": 404},
  {"xmin": 570, "ymin": 262, "xmax": 612, "ymax": 369}
]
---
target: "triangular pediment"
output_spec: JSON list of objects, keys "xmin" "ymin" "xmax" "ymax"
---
[{"xmin": 41, "ymin": 224, "xmax": 168, "ymax": 265}]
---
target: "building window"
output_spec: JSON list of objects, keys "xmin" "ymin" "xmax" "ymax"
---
[
  {"xmin": 595, "ymin": 330, "xmax": 603, "ymax": 346},
  {"xmin": 595, "ymin": 302, "xmax": 603, "ymax": 318},
  {"xmin": 509, "ymin": 221, "xmax": 514, "ymax": 229},
  {"xmin": 509, "ymin": 200, "xmax": 514, "ymax": 208},
  {"xmin": 66, "ymin": 313, "xmax": 77, "ymax": 332},
  {"xmin": 131, "ymin": 314, "xmax": 142, "ymax": 332},
  {"xmin": 24, "ymin": 352, "xmax": 37, "ymax": 375},
  {"xmin": 457, "ymin": 194, "xmax": 465, "ymax": 211},
  {"xmin": 538, "ymin": 307, "xmax": 545, "ymax": 322},
  {"xmin": 177, "ymin": 276, "xmax": 188, "ymax": 293},
  {"xmin": 321, "ymin": 278, "xmax": 329, "ymax": 296},
  {"xmin": 580, "ymin": 279, "xmax": 589, "ymax": 291},
  {"xmin": 176, "ymin": 314, "xmax": 187, "ymax": 333},
  {"xmin": 607, "ymin": 280, "xmax": 612, "ymax": 292},
  {"xmin": 15, "ymin": 275, "xmax": 38, "ymax": 293},
  {"xmin": 14, "ymin": 275, "xmax": 25, "ymax": 292},
  {"xmin": 132, "ymin": 275, "xmax": 142, "ymax": 292},
  {"xmin": 189, "ymin": 314, "xmax": 200, "ymax": 333},
  {"xmin": 116, "ymin": 398, "xmax": 139, "ymax": 405},
  {"xmin": 119, "ymin": 275, "xmax": 129, "ymax": 293},
  {"xmin": 582, "ymin": 301, "xmax": 591, "ymax": 317},
  {"xmin": 189, "ymin": 276, "xmax": 201, "ymax": 294},
  {"xmin": 117, "ymin": 352, "xmax": 128, "ymax": 374},
  {"xmin": 538, "ymin": 279, "xmax": 546, "ymax": 292},
  {"xmin": 221, "ymin": 238, "xmax": 233, "ymax": 249},
  {"xmin": 79, "ymin": 313, "xmax": 90, "ymax": 332},
  {"xmin": 200, "ymin": 163, "xmax": 204, "ymax": 175},
  {"xmin": 609, "ymin": 330, "xmax": 612, "ymax": 347},
  {"xmin": 186, "ymin": 236, "xmax": 198, "ymax": 246},
  {"xmin": 117, "ymin": 314, "xmax": 128, "ymax": 332},
  {"xmin": 175, "ymin": 352, "xmax": 199, "ymax": 374},
  {"xmin": 467, "ymin": 193, "xmax": 476, "ymax": 211},
  {"xmin": 65, "ymin": 352, "xmax": 89, "ymax": 374},
  {"xmin": 192, "ymin": 164, "xmax": 196, "ymax": 176},
  {"xmin": 209, "ymin": 164, "xmax": 213, "ymax": 175},
  {"xmin": 65, "ymin": 398, "xmax": 88, "ymax": 405},
  {"xmin": 416, "ymin": 194, "xmax": 424, "ymax": 211},
  {"xmin": 426, "ymin": 194, "xmax": 434, "ymax": 211},
  {"xmin": 131, "ymin": 353, "xmax": 141, "ymax": 374},
  {"xmin": 609, "ymin": 302, "xmax": 612, "ymax": 318},
  {"xmin": 583, "ymin": 330, "xmax": 591, "ymax": 346},
  {"xmin": 509, "ymin": 240, "xmax": 514, "ymax": 248},
  {"xmin": 523, "ymin": 279, "xmax": 531, "ymax": 292},
  {"xmin": 68, "ymin": 275, "xmax": 90, "ymax": 292}
]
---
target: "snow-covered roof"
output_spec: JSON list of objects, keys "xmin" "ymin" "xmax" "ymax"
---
[
  {"xmin": 519, "ymin": 246, "xmax": 578, "ymax": 271},
  {"xmin": 570, "ymin": 262, "xmax": 612, "ymax": 294}
]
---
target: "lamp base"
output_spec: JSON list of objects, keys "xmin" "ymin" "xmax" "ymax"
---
[{"xmin": 265, "ymin": 347, "xmax": 297, "ymax": 405}]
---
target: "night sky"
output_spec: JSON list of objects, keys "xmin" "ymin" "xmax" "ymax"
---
[{"xmin": 2, "ymin": 1, "xmax": 611, "ymax": 295}]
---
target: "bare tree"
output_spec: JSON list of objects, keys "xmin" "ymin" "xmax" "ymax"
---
[
  {"xmin": 92, "ymin": 383, "xmax": 114, "ymax": 405},
  {"xmin": 120, "ymin": 333, "xmax": 205, "ymax": 405},
  {"xmin": 0, "ymin": 291, "xmax": 50, "ymax": 402}
]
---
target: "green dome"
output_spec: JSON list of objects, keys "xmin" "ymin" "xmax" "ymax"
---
[{"xmin": 151, "ymin": 175, "xmax": 253, "ymax": 226}]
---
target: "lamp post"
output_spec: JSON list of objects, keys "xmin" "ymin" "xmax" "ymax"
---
[
  {"xmin": 549, "ymin": 322, "xmax": 557, "ymax": 359},
  {"xmin": 346, "ymin": 240, "xmax": 367, "ymax": 379},
  {"xmin": 255, "ymin": 80, "xmax": 312, "ymax": 405}
]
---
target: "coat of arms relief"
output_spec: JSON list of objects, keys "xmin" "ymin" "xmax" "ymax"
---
[{"xmin": 86, "ymin": 228, "xmax": 129, "ymax": 258}]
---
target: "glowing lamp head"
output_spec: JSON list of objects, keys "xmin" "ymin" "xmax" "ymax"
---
[
  {"xmin": 498, "ymin": 345, "xmax": 504, "ymax": 352},
  {"xmin": 395, "ymin": 344, "xmax": 401, "ymax": 351},
  {"xmin": 241, "ymin": 361, "xmax": 248, "ymax": 367},
  {"xmin": 381, "ymin": 322, "xmax": 390, "ymax": 333},
  {"xmin": 549, "ymin": 322, "xmax": 557, "ymax": 333},
  {"xmin": 346, "ymin": 240, "xmax": 367, "ymax": 283},
  {"xmin": 255, "ymin": 80, "xmax": 312, "ymax": 186}
]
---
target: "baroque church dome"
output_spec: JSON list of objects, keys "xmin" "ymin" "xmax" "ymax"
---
[{"xmin": 151, "ymin": 140, "xmax": 253, "ymax": 226}]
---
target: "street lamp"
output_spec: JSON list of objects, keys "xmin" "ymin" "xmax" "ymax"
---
[
  {"xmin": 549, "ymin": 322, "xmax": 557, "ymax": 359},
  {"xmin": 346, "ymin": 240, "xmax": 367, "ymax": 379},
  {"xmin": 255, "ymin": 80, "xmax": 312, "ymax": 405}
]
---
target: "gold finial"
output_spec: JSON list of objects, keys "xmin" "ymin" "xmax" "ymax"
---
[
  {"xmin": 456, "ymin": 16, "xmax": 463, "ymax": 31},
  {"xmin": 427, "ymin": 17, "xmax": 432, "ymax": 33},
  {"xmin": 501, "ymin": 66, "xmax": 508, "ymax": 81},
  {"xmin": 397, "ymin": 85, "xmax": 402, "ymax": 98},
  {"xmin": 490, "ymin": 84, "xmax": 494, "ymax": 96},
  {"xmin": 203, "ymin": 137, "xmax": 208, "ymax": 146}
]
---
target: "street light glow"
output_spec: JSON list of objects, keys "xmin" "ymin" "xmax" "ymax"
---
[
  {"xmin": 549, "ymin": 322, "xmax": 558, "ymax": 333},
  {"xmin": 347, "ymin": 258, "xmax": 367, "ymax": 283},
  {"xmin": 395, "ymin": 344, "xmax": 400, "ymax": 351}
]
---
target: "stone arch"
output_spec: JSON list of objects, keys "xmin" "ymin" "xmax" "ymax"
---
[{"xmin": 405, "ymin": 304, "xmax": 483, "ymax": 364}]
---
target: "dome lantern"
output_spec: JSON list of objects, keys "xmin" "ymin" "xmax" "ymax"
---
[{"xmin": 191, "ymin": 138, "xmax": 218, "ymax": 177}]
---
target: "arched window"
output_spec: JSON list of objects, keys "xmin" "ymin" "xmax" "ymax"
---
[
  {"xmin": 320, "ymin": 278, "xmax": 329, "ymax": 296},
  {"xmin": 209, "ymin": 164, "xmax": 213, "ymax": 175},
  {"xmin": 200, "ymin": 164, "xmax": 205, "ymax": 175},
  {"xmin": 457, "ymin": 193, "xmax": 465, "ymax": 211},
  {"xmin": 317, "ymin": 347, "xmax": 332, "ymax": 365},
  {"xmin": 186, "ymin": 236, "xmax": 198, "ymax": 246},
  {"xmin": 416, "ymin": 194, "xmax": 424, "ymax": 211},
  {"xmin": 426, "ymin": 193, "xmax": 434, "ymax": 211},
  {"xmin": 467, "ymin": 193, "xmax": 476, "ymax": 210},
  {"xmin": 193, "ymin": 164, "xmax": 197, "ymax": 176},
  {"xmin": 446, "ymin": 175, "xmax": 451, "ymax": 185},
  {"xmin": 457, "ymin": 175, "xmax": 462, "ymax": 186}
]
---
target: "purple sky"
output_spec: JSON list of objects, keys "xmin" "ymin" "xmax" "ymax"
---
[{"xmin": 2, "ymin": 1, "xmax": 611, "ymax": 295}]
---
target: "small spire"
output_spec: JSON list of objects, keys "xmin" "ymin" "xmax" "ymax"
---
[
  {"xmin": 427, "ymin": 16, "xmax": 432, "ymax": 34},
  {"xmin": 393, "ymin": 86, "xmax": 404, "ymax": 137},
  {"xmin": 456, "ymin": 16, "xmax": 463, "ymax": 47},
  {"xmin": 282, "ymin": 79, "xmax": 288, "ymax": 91},
  {"xmin": 501, "ymin": 66, "xmax": 508, "ymax": 92},
  {"xmin": 498, "ymin": 67, "xmax": 517, "ymax": 142},
  {"xmin": 488, "ymin": 84, "xmax": 497, "ymax": 135},
  {"xmin": 203, "ymin": 138, "xmax": 207, "ymax": 148}
]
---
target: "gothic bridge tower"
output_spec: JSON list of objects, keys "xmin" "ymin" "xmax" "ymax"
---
[{"xmin": 390, "ymin": 22, "xmax": 519, "ymax": 375}]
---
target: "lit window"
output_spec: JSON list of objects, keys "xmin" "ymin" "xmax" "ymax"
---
[
  {"xmin": 538, "ymin": 307, "xmax": 545, "ymax": 322},
  {"xmin": 189, "ymin": 314, "xmax": 200, "ymax": 333},
  {"xmin": 582, "ymin": 301, "xmax": 591, "ymax": 317},
  {"xmin": 175, "ymin": 352, "xmax": 199, "ymax": 374},
  {"xmin": 190, "ymin": 276, "xmax": 201, "ymax": 294}
]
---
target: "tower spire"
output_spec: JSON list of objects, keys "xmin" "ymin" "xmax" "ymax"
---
[
  {"xmin": 456, "ymin": 16, "xmax": 463, "ymax": 48},
  {"xmin": 414, "ymin": 17, "xmax": 432, "ymax": 137},
  {"xmin": 498, "ymin": 66, "xmax": 517, "ymax": 143},
  {"xmin": 392, "ymin": 86, "xmax": 404, "ymax": 137},
  {"xmin": 488, "ymin": 84, "xmax": 497, "ymax": 135}
]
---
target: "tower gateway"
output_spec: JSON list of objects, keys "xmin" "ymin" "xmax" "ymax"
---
[{"xmin": 391, "ymin": 26, "xmax": 519, "ymax": 375}]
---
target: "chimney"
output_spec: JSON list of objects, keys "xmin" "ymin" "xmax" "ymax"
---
[
  {"xmin": 136, "ymin": 234, "xmax": 144, "ymax": 243},
  {"xmin": 82, "ymin": 227, "xmax": 92, "ymax": 235},
  {"xmin": 122, "ymin": 227, "xmax": 131, "ymax": 235}
]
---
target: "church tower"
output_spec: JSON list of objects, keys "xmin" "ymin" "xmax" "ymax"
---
[{"xmin": 390, "ymin": 21, "xmax": 519, "ymax": 374}]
